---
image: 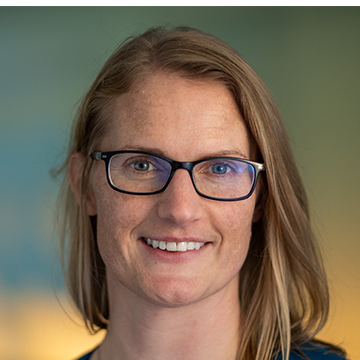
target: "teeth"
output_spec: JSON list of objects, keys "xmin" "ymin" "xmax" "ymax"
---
[
  {"xmin": 177, "ymin": 242, "xmax": 187, "ymax": 252},
  {"xmin": 167, "ymin": 242, "xmax": 177, "ymax": 251},
  {"xmin": 144, "ymin": 238, "xmax": 205, "ymax": 252}
]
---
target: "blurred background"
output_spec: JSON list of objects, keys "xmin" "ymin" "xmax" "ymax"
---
[{"xmin": 0, "ymin": 7, "xmax": 359, "ymax": 360}]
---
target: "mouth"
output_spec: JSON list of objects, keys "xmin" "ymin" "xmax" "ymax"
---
[{"xmin": 142, "ymin": 237, "xmax": 206, "ymax": 252}]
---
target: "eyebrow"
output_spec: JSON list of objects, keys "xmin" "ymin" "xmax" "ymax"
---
[{"xmin": 121, "ymin": 146, "xmax": 249, "ymax": 160}]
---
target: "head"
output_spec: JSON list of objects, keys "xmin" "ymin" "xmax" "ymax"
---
[{"xmin": 59, "ymin": 26, "xmax": 329, "ymax": 360}]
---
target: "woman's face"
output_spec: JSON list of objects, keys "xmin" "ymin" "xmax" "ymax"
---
[{"xmin": 87, "ymin": 72, "xmax": 260, "ymax": 307}]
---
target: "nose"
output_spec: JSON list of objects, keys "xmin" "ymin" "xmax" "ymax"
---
[{"xmin": 156, "ymin": 169, "xmax": 204, "ymax": 226}]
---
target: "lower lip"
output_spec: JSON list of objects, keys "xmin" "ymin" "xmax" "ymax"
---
[{"xmin": 139, "ymin": 238, "xmax": 209, "ymax": 263}]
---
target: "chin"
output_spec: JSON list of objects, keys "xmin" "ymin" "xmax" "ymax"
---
[{"xmin": 140, "ymin": 278, "xmax": 214, "ymax": 308}]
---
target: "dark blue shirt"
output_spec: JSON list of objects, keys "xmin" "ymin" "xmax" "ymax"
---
[{"xmin": 75, "ymin": 343, "xmax": 345, "ymax": 360}]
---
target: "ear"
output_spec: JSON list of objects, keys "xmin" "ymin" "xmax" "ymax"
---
[
  {"xmin": 252, "ymin": 184, "xmax": 264, "ymax": 223},
  {"xmin": 252, "ymin": 199, "xmax": 263, "ymax": 223},
  {"xmin": 69, "ymin": 152, "xmax": 97, "ymax": 216}
]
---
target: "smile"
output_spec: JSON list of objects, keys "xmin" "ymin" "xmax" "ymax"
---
[{"xmin": 143, "ymin": 238, "xmax": 206, "ymax": 252}]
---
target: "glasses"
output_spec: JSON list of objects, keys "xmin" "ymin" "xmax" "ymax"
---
[{"xmin": 91, "ymin": 150, "xmax": 265, "ymax": 202}]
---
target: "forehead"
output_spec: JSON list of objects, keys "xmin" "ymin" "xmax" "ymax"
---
[{"xmin": 102, "ymin": 73, "xmax": 254, "ymax": 160}]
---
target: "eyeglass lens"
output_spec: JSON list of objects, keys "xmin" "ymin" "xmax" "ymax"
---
[{"xmin": 108, "ymin": 152, "xmax": 256, "ymax": 200}]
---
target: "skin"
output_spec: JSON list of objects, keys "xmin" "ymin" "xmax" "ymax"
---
[{"xmin": 70, "ymin": 72, "xmax": 262, "ymax": 360}]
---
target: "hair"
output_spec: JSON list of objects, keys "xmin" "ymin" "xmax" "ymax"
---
[{"xmin": 57, "ymin": 26, "xmax": 346, "ymax": 360}]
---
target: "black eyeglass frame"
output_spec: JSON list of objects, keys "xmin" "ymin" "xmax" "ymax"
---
[{"xmin": 91, "ymin": 150, "xmax": 265, "ymax": 202}]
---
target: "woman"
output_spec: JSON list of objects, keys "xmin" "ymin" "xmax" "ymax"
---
[{"xmin": 59, "ymin": 26, "xmax": 347, "ymax": 360}]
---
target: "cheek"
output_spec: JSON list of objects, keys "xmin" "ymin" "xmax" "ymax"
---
[
  {"xmin": 96, "ymin": 192, "xmax": 147, "ymax": 235},
  {"xmin": 219, "ymin": 199, "xmax": 255, "ymax": 238},
  {"xmin": 94, "ymin": 187, "xmax": 150, "ymax": 258},
  {"xmin": 215, "ymin": 200, "xmax": 255, "ymax": 271}
]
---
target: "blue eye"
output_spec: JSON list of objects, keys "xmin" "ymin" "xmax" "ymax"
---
[
  {"xmin": 211, "ymin": 164, "xmax": 230, "ymax": 174},
  {"xmin": 131, "ymin": 161, "xmax": 154, "ymax": 171}
]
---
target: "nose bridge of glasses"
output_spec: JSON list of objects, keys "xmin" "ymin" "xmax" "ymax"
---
[
  {"xmin": 171, "ymin": 160, "xmax": 195, "ymax": 174},
  {"xmin": 160, "ymin": 160, "xmax": 199, "ymax": 202},
  {"xmin": 165, "ymin": 161, "xmax": 196, "ymax": 189}
]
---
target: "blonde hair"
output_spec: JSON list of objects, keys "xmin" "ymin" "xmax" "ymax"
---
[{"xmin": 58, "ymin": 26, "xmax": 342, "ymax": 360}]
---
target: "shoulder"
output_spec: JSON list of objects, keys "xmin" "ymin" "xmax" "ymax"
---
[
  {"xmin": 288, "ymin": 342, "xmax": 346, "ymax": 360},
  {"xmin": 74, "ymin": 348, "xmax": 96, "ymax": 360}
]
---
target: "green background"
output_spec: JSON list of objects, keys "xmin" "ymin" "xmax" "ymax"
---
[{"xmin": 0, "ymin": 7, "xmax": 359, "ymax": 359}]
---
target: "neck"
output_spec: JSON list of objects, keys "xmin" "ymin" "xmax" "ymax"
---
[{"xmin": 99, "ymin": 274, "xmax": 240, "ymax": 360}]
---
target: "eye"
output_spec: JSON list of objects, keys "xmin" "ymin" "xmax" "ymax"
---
[
  {"xmin": 211, "ymin": 163, "xmax": 231, "ymax": 174},
  {"xmin": 130, "ymin": 160, "xmax": 155, "ymax": 171}
]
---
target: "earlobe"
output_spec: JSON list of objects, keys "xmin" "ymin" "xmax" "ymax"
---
[
  {"xmin": 69, "ymin": 152, "xmax": 97, "ymax": 216},
  {"xmin": 252, "ymin": 200, "xmax": 263, "ymax": 223},
  {"xmin": 252, "ymin": 186, "xmax": 264, "ymax": 223}
]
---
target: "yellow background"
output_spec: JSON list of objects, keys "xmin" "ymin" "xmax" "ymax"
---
[{"xmin": 0, "ymin": 7, "xmax": 359, "ymax": 360}]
